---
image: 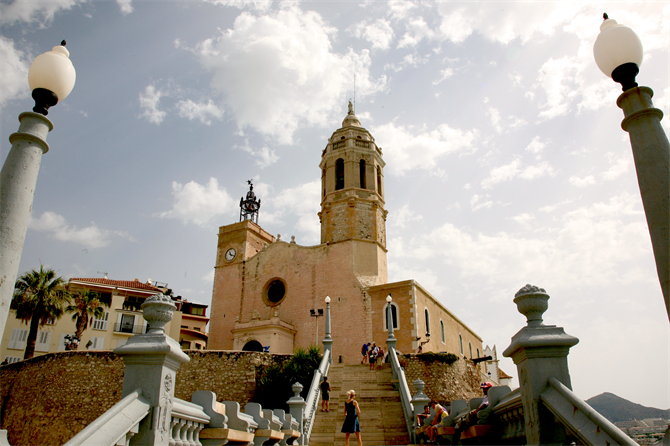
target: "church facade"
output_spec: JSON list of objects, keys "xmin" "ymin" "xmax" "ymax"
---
[{"xmin": 208, "ymin": 104, "xmax": 483, "ymax": 364}]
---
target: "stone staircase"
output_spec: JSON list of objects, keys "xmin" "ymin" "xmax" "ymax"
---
[{"xmin": 308, "ymin": 363, "xmax": 411, "ymax": 445}]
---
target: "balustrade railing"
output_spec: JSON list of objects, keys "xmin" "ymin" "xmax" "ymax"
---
[
  {"xmin": 388, "ymin": 346, "xmax": 416, "ymax": 443},
  {"xmin": 64, "ymin": 388, "xmax": 150, "ymax": 446},
  {"xmin": 301, "ymin": 348, "xmax": 330, "ymax": 444},
  {"xmin": 169, "ymin": 397, "xmax": 210, "ymax": 446}
]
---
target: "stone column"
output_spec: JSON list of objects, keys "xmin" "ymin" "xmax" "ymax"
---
[
  {"xmin": 323, "ymin": 298, "xmax": 332, "ymax": 362},
  {"xmin": 411, "ymin": 379, "xmax": 430, "ymax": 443},
  {"xmin": 0, "ymin": 112, "xmax": 53, "ymax": 340},
  {"xmin": 503, "ymin": 285, "xmax": 579, "ymax": 446},
  {"xmin": 114, "ymin": 293, "xmax": 190, "ymax": 446},
  {"xmin": 617, "ymin": 87, "xmax": 670, "ymax": 321},
  {"xmin": 287, "ymin": 382, "xmax": 306, "ymax": 445}
]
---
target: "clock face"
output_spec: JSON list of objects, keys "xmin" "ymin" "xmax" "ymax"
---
[{"xmin": 225, "ymin": 248, "xmax": 236, "ymax": 261}]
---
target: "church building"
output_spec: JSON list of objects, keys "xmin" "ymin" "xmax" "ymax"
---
[{"xmin": 208, "ymin": 103, "xmax": 483, "ymax": 364}]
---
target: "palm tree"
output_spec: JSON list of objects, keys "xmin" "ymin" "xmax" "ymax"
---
[
  {"xmin": 66, "ymin": 288, "xmax": 107, "ymax": 349},
  {"xmin": 12, "ymin": 265, "xmax": 70, "ymax": 359}
]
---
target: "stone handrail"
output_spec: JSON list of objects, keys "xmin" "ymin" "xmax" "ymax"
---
[
  {"xmin": 302, "ymin": 348, "xmax": 330, "ymax": 443},
  {"xmin": 388, "ymin": 347, "xmax": 415, "ymax": 443},
  {"xmin": 64, "ymin": 388, "xmax": 151, "ymax": 446},
  {"xmin": 491, "ymin": 388, "xmax": 525, "ymax": 442},
  {"xmin": 170, "ymin": 397, "xmax": 210, "ymax": 446},
  {"xmin": 540, "ymin": 377, "xmax": 638, "ymax": 446}
]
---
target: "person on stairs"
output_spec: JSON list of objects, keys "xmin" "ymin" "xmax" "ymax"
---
[
  {"xmin": 320, "ymin": 376, "xmax": 331, "ymax": 412},
  {"xmin": 341, "ymin": 389, "xmax": 362, "ymax": 446}
]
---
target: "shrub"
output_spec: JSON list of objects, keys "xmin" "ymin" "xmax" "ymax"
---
[
  {"xmin": 256, "ymin": 345, "xmax": 323, "ymax": 411},
  {"xmin": 412, "ymin": 352, "xmax": 459, "ymax": 365}
]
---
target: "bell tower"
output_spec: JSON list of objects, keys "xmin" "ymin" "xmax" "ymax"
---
[{"xmin": 318, "ymin": 102, "xmax": 388, "ymax": 283}]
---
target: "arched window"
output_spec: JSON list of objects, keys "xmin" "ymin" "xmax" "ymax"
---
[
  {"xmin": 335, "ymin": 159, "xmax": 344, "ymax": 190},
  {"xmin": 322, "ymin": 167, "xmax": 326, "ymax": 198},
  {"xmin": 384, "ymin": 302, "xmax": 398, "ymax": 330},
  {"xmin": 440, "ymin": 320, "xmax": 445, "ymax": 343},
  {"xmin": 359, "ymin": 160, "xmax": 366, "ymax": 189},
  {"xmin": 376, "ymin": 166, "xmax": 382, "ymax": 196},
  {"xmin": 477, "ymin": 348, "xmax": 480, "ymax": 358},
  {"xmin": 424, "ymin": 308, "xmax": 431, "ymax": 336},
  {"xmin": 469, "ymin": 342, "xmax": 473, "ymax": 359},
  {"xmin": 459, "ymin": 334, "xmax": 464, "ymax": 355}
]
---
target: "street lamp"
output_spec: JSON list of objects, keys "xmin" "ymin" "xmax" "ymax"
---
[
  {"xmin": 310, "ymin": 307, "xmax": 324, "ymax": 346},
  {"xmin": 0, "ymin": 41, "xmax": 77, "ymax": 339},
  {"xmin": 323, "ymin": 296, "xmax": 333, "ymax": 361},
  {"xmin": 593, "ymin": 14, "xmax": 670, "ymax": 321}
]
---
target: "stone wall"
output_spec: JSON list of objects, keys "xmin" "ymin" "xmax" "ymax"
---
[
  {"xmin": 0, "ymin": 350, "xmax": 289, "ymax": 446},
  {"xmin": 402, "ymin": 355, "xmax": 483, "ymax": 404}
]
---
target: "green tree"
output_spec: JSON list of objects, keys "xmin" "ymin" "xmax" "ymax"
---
[
  {"xmin": 66, "ymin": 288, "xmax": 107, "ymax": 349},
  {"xmin": 12, "ymin": 265, "xmax": 70, "ymax": 359}
]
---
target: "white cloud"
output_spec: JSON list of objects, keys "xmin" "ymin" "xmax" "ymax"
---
[
  {"xmin": 525, "ymin": 136, "xmax": 546, "ymax": 155},
  {"xmin": 0, "ymin": 36, "xmax": 30, "ymax": 107},
  {"xmin": 470, "ymin": 194, "xmax": 493, "ymax": 212},
  {"xmin": 390, "ymin": 204, "xmax": 423, "ymax": 229},
  {"xmin": 193, "ymin": 6, "xmax": 387, "ymax": 144},
  {"xmin": 486, "ymin": 107, "xmax": 527, "ymax": 133},
  {"xmin": 139, "ymin": 85, "xmax": 167, "ymax": 125},
  {"xmin": 373, "ymin": 122, "xmax": 477, "ymax": 176},
  {"xmin": 350, "ymin": 18, "xmax": 394, "ymax": 50},
  {"xmin": 204, "ymin": 0, "xmax": 272, "ymax": 12},
  {"xmin": 511, "ymin": 212, "xmax": 535, "ymax": 227},
  {"xmin": 116, "ymin": 0, "xmax": 133, "ymax": 15},
  {"xmin": 387, "ymin": 0, "xmax": 416, "ymax": 21},
  {"xmin": 401, "ymin": 193, "xmax": 648, "ymax": 291},
  {"xmin": 156, "ymin": 178, "xmax": 235, "ymax": 226},
  {"xmin": 236, "ymin": 141, "xmax": 279, "ymax": 168},
  {"xmin": 481, "ymin": 159, "xmax": 521, "ymax": 189},
  {"xmin": 569, "ymin": 174, "xmax": 595, "ymax": 188},
  {"xmin": 601, "ymin": 157, "xmax": 630, "ymax": 181},
  {"xmin": 432, "ymin": 68, "xmax": 453, "ymax": 85},
  {"xmin": 176, "ymin": 99, "xmax": 224, "ymax": 125},
  {"xmin": 519, "ymin": 162, "xmax": 555, "ymax": 180},
  {"xmin": 535, "ymin": 56, "xmax": 581, "ymax": 121},
  {"xmin": 263, "ymin": 181, "xmax": 321, "ymax": 243},
  {"xmin": 397, "ymin": 16, "xmax": 435, "ymax": 48},
  {"xmin": 0, "ymin": 0, "xmax": 84, "ymax": 26},
  {"xmin": 29, "ymin": 211, "xmax": 133, "ymax": 249}
]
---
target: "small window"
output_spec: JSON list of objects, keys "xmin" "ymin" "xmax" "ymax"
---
[
  {"xmin": 376, "ymin": 166, "xmax": 382, "ymax": 196},
  {"xmin": 477, "ymin": 348, "xmax": 480, "ymax": 358},
  {"xmin": 424, "ymin": 309, "xmax": 431, "ymax": 335},
  {"xmin": 440, "ymin": 320, "xmax": 445, "ymax": 344},
  {"xmin": 93, "ymin": 312, "xmax": 109, "ymax": 330},
  {"xmin": 8, "ymin": 328, "xmax": 28, "ymax": 350},
  {"xmin": 359, "ymin": 160, "xmax": 366, "ymax": 189},
  {"xmin": 3, "ymin": 357, "xmax": 21, "ymax": 364},
  {"xmin": 384, "ymin": 303, "xmax": 398, "ymax": 330},
  {"xmin": 180, "ymin": 340, "xmax": 191, "ymax": 350},
  {"xmin": 335, "ymin": 159, "xmax": 344, "ymax": 190},
  {"xmin": 469, "ymin": 342, "xmax": 473, "ymax": 359},
  {"xmin": 263, "ymin": 278, "xmax": 287, "ymax": 306},
  {"xmin": 459, "ymin": 334, "xmax": 464, "ymax": 355}
]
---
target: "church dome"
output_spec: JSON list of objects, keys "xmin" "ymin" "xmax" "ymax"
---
[{"xmin": 342, "ymin": 100, "xmax": 361, "ymax": 128}]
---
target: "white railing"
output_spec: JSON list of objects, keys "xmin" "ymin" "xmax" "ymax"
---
[
  {"xmin": 64, "ymin": 388, "xmax": 150, "ymax": 446},
  {"xmin": 388, "ymin": 347, "xmax": 415, "ymax": 443},
  {"xmin": 169, "ymin": 397, "xmax": 210, "ymax": 446},
  {"xmin": 301, "ymin": 348, "xmax": 330, "ymax": 444},
  {"xmin": 541, "ymin": 377, "xmax": 638, "ymax": 446}
]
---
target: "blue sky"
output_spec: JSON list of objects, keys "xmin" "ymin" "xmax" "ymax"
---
[{"xmin": 1, "ymin": 0, "xmax": 668, "ymax": 409}]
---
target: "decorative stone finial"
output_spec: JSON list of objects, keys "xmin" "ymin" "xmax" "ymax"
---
[
  {"xmin": 513, "ymin": 284, "xmax": 549, "ymax": 327},
  {"xmin": 141, "ymin": 293, "xmax": 176, "ymax": 334},
  {"xmin": 291, "ymin": 382, "xmax": 304, "ymax": 398},
  {"xmin": 413, "ymin": 379, "xmax": 426, "ymax": 394}
]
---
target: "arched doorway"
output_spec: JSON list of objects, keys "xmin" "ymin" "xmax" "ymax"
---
[{"xmin": 242, "ymin": 340, "xmax": 263, "ymax": 352}]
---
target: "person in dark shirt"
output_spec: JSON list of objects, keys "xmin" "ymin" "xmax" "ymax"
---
[{"xmin": 320, "ymin": 376, "xmax": 332, "ymax": 412}]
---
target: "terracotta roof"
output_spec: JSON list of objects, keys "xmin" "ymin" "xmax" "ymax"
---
[
  {"xmin": 69, "ymin": 278, "xmax": 160, "ymax": 292},
  {"xmin": 498, "ymin": 368, "xmax": 513, "ymax": 379}
]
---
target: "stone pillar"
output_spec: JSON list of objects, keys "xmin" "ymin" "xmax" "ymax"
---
[
  {"xmin": 0, "ymin": 112, "xmax": 53, "ymax": 340},
  {"xmin": 503, "ymin": 285, "xmax": 579, "ymax": 446},
  {"xmin": 114, "ymin": 293, "xmax": 190, "ymax": 446},
  {"xmin": 386, "ymin": 296, "xmax": 397, "ymax": 378},
  {"xmin": 323, "ymin": 297, "xmax": 332, "ymax": 362},
  {"xmin": 287, "ymin": 382, "xmax": 306, "ymax": 445},
  {"xmin": 617, "ymin": 87, "xmax": 670, "ymax": 321},
  {"xmin": 410, "ymin": 379, "xmax": 430, "ymax": 442}
]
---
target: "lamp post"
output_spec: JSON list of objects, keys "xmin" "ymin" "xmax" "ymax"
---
[
  {"xmin": 0, "ymin": 41, "xmax": 76, "ymax": 339},
  {"xmin": 385, "ymin": 294, "xmax": 396, "ymax": 349},
  {"xmin": 323, "ymin": 296, "xmax": 332, "ymax": 361},
  {"xmin": 593, "ymin": 14, "xmax": 670, "ymax": 321},
  {"xmin": 310, "ymin": 307, "xmax": 324, "ymax": 346}
]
